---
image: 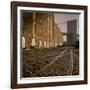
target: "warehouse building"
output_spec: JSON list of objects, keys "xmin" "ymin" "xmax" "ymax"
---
[{"xmin": 22, "ymin": 12, "xmax": 64, "ymax": 49}]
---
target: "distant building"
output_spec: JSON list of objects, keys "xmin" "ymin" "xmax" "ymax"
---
[
  {"xmin": 22, "ymin": 12, "xmax": 64, "ymax": 49},
  {"xmin": 67, "ymin": 20, "xmax": 78, "ymax": 46}
]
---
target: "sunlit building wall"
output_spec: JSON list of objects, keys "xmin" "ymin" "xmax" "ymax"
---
[{"xmin": 22, "ymin": 12, "xmax": 64, "ymax": 49}]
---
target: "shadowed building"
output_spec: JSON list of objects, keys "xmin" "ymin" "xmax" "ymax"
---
[
  {"xmin": 22, "ymin": 12, "xmax": 64, "ymax": 49},
  {"xmin": 67, "ymin": 20, "xmax": 78, "ymax": 46}
]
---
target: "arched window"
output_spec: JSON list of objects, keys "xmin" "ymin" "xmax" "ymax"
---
[
  {"xmin": 44, "ymin": 41, "xmax": 46, "ymax": 48},
  {"xmin": 39, "ymin": 40, "xmax": 42, "ymax": 48},
  {"xmin": 22, "ymin": 36, "xmax": 25, "ymax": 48},
  {"xmin": 32, "ymin": 38, "xmax": 36, "ymax": 46},
  {"xmin": 47, "ymin": 42, "xmax": 49, "ymax": 48}
]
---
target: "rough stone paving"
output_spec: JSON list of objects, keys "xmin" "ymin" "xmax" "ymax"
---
[{"xmin": 22, "ymin": 47, "xmax": 79, "ymax": 78}]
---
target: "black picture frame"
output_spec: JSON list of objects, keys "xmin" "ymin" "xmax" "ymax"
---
[{"xmin": 11, "ymin": 1, "xmax": 88, "ymax": 89}]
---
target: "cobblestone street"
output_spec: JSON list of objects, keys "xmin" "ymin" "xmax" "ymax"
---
[{"xmin": 22, "ymin": 47, "xmax": 79, "ymax": 78}]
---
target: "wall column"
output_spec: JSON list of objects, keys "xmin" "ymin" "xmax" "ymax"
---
[
  {"xmin": 50, "ymin": 13, "xmax": 54, "ymax": 47},
  {"xmin": 32, "ymin": 12, "xmax": 36, "ymax": 47}
]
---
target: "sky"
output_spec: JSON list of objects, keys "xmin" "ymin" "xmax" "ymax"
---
[{"xmin": 54, "ymin": 13, "xmax": 79, "ymax": 34}]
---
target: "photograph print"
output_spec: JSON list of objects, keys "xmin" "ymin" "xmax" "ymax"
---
[
  {"xmin": 11, "ymin": 1, "xmax": 87, "ymax": 89},
  {"xmin": 22, "ymin": 12, "xmax": 79, "ymax": 77}
]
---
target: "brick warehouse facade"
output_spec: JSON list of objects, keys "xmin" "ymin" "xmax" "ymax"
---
[{"xmin": 22, "ymin": 12, "xmax": 64, "ymax": 49}]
